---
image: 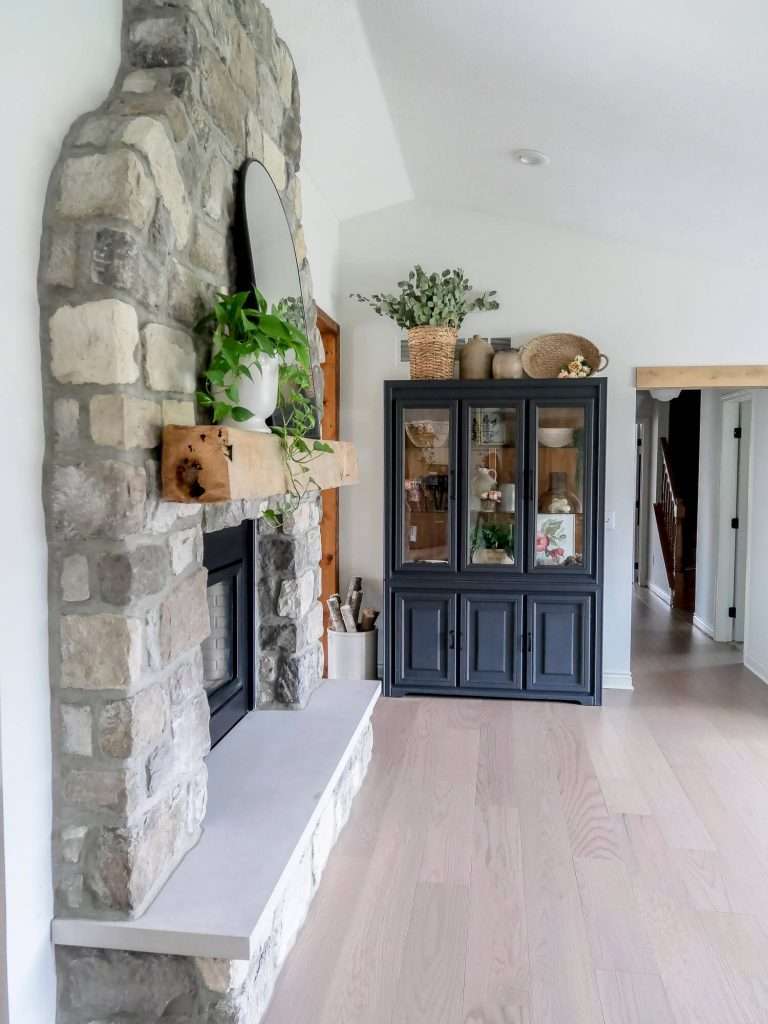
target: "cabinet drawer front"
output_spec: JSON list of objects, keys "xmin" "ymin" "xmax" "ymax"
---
[
  {"xmin": 395, "ymin": 592, "xmax": 456, "ymax": 687},
  {"xmin": 462, "ymin": 594, "xmax": 523, "ymax": 689},
  {"xmin": 528, "ymin": 594, "xmax": 592, "ymax": 692}
]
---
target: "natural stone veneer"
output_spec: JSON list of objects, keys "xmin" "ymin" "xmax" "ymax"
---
[
  {"xmin": 56, "ymin": 720, "xmax": 373, "ymax": 1024},
  {"xmin": 40, "ymin": 0, "xmax": 331, "ymax": 975}
]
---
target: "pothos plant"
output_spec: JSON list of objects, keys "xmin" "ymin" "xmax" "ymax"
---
[
  {"xmin": 352, "ymin": 265, "xmax": 499, "ymax": 329},
  {"xmin": 195, "ymin": 289, "xmax": 332, "ymax": 526}
]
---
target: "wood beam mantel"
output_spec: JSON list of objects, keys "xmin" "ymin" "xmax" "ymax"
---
[
  {"xmin": 636, "ymin": 365, "xmax": 768, "ymax": 389},
  {"xmin": 161, "ymin": 425, "xmax": 359, "ymax": 503}
]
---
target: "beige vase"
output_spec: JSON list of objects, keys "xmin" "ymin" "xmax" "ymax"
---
[
  {"xmin": 459, "ymin": 334, "xmax": 494, "ymax": 379},
  {"xmin": 492, "ymin": 348, "xmax": 524, "ymax": 379}
]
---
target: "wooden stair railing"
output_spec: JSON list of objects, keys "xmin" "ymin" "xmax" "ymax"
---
[{"xmin": 653, "ymin": 437, "xmax": 691, "ymax": 609}]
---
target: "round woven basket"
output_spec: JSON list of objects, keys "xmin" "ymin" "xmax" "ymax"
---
[
  {"xmin": 407, "ymin": 326, "xmax": 458, "ymax": 380},
  {"xmin": 521, "ymin": 334, "xmax": 609, "ymax": 379}
]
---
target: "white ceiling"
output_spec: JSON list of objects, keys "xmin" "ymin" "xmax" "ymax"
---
[
  {"xmin": 354, "ymin": 0, "xmax": 768, "ymax": 255},
  {"xmin": 268, "ymin": 0, "xmax": 413, "ymax": 220}
]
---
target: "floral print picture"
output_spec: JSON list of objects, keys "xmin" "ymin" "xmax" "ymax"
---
[{"xmin": 536, "ymin": 514, "xmax": 576, "ymax": 565}]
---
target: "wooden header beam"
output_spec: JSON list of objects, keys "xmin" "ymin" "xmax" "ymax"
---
[{"xmin": 636, "ymin": 365, "xmax": 768, "ymax": 390}]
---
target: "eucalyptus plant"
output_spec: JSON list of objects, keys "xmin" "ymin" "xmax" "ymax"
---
[
  {"xmin": 352, "ymin": 265, "xmax": 499, "ymax": 330},
  {"xmin": 196, "ymin": 289, "xmax": 332, "ymax": 525}
]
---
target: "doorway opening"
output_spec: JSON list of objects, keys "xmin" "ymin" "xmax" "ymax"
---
[{"xmin": 632, "ymin": 385, "xmax": 756, "ymax": 686}]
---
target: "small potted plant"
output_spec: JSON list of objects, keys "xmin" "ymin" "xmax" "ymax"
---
[
  {"xmin": 352, "ymin": 266, "xmax": 499, "ymax": 380},
  {"xmin": 196, "ymin": 290, "xmax": 332, "ymax": 523},
  {"xmin": 472, "ymin": 521, "xmax": 515, "ymax": 565},
  {"xmin": 196, "ymin": 290, "xmax": 309, "ymax": 433}
]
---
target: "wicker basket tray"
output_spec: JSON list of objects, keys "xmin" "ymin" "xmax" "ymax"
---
[
  {"xmin": 521, "ymin": 334, "xmax": 608, "ymax": 378},
  {"xmin": 407, "ymin": 326, "xmax": 457, "ymax": 380}
]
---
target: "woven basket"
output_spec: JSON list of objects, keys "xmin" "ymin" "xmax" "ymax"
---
[
  {"xmin": 521, "ymin": 334, "xmax": 609, "ymax": 379},
  {"xmin": 407, "ymin": 326, "xmax": 457, "ymax": 380}
]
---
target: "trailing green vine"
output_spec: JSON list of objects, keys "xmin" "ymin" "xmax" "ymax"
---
[{"xmin": 196, "ymin": 289, "xmax": 332, "ymax": 527}]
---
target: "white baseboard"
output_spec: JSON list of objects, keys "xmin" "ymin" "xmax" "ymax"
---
[
  {"xmin": 647, "ymin": 582, "xmax": 672, "ymax": 606},
  {"xmin": 604, "ymin": 672, "xmax": 634, "ymax": 691},
  {"xmin": 692, "ymin": 615, "xmax": 714, "ymax": 638},
  {"xmin": 745, "ymin": 655, "xmax": 768, "ymax": 687}
]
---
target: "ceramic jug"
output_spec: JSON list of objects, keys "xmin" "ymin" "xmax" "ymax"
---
[
  {"xmin": 460, "ymin": 335, "xmax": 494, "ymax": 379},
  {"xmin": 492, "ymin": 348, "xmax": 524, "ymax": 379}
]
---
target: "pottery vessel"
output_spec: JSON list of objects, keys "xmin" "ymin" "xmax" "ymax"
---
[
  {"xmin": 460, "ymin": 335, "xmax": 494, "ymax": 379},
  {"xmin": 492, "ymin": 348, "xmax": 524, "ymax": 379},
  {"xmin": 216, "ymin": 353, "xmax": 280, "ymax": 433}
]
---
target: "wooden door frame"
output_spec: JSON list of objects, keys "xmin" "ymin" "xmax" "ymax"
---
[{"xmin": 317, "ymin": 308, "xmax": 340, "ymax": 675}]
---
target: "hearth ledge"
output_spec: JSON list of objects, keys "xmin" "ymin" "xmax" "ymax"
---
[{"xmin": 53, "ymin": 678, "xmax": 379, "ymax": 960}]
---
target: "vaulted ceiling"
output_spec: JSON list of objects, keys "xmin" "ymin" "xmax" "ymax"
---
[{"xmin": 274, "ymin": 0, "xmax": 768, "ymax": 255}]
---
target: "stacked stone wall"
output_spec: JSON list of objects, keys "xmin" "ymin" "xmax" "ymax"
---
[{"xmin": 40, "ymin": 0, "xmax": 325, "ymax": 925}]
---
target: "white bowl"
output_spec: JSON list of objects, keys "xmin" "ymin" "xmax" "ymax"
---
[{"xmin": 539, "ymin": 427, "xmax": 574, "ymax": 448}]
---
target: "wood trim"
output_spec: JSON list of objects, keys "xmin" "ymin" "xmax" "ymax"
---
[
  {"xmin": 317, "ymin": 308, "xmax": 340, "ymax": 677},
  {"xmin": 636, "ymin": 365, "xmax": 768, "ymax": 389}
]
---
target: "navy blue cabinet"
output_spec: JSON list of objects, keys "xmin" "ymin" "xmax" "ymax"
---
[
  {"xmin": 394, "ymin": 592, "xmax": 456, "ymax": 688},
  {"xmin": 528, "ymin": 593, "xmax": 592, "ymax": 693},
  {"xmin": 384, "ymin": 379, "xmax": 605, "ymax": 705},
  {"xmin": 462, "ymin": 594, "xmax": 524, "ymax": 690}
]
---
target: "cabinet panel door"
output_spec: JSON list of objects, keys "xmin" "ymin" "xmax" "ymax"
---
[
  {"xmin": 528, "ymin": 594, "xmax": 592, "ymax": 692},
  {"xmin": 395, "ymin": 592, "xmax": 457, "ymax": 687},
  {"xmin": 461, "ymin": 594, "xmax": 523, "ymax": 689},
  {"xmin": 528, "ymin": 397, "xmax": 597, "ymax": 576},
  {"xmin": 393, "ymin": 399, "xmax": 458, "ymax": 573},
  {"xmin": 460, "ymin": 400, "xmax": 525, "ymax": 574}
]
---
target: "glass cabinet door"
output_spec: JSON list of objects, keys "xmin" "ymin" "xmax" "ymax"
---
[
  {"xmin": 398, "ymin": 404, "xmax": 456, "ymax": 569},
  {"xmin": 464, "ymin": 403, "xmax": 523, "ymax": 570},
  {"xmin": 531, "ymin": 401, "xmax": 593, "ymax": 572}
]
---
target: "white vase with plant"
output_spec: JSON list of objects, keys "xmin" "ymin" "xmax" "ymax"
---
[
  {"xmin": 352, "ymin": 265, "xmax": 500, "ymax": 380},
  {"xmin": 196, "ymin": 289, "xmax": 333, "ymax": 526}
]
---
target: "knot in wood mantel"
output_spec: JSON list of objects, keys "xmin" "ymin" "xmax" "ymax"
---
[{"xmin": 161, "ymin": 425, "xmax": 359, "ymax": 503}]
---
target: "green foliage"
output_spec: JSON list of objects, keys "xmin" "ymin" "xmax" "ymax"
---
[
  {"xmin": 196, "ymin": 290, "xmax": 333, "ymax": 527},
  {"xmin": 351, "ymin": 265, "xmax": 499, "ymax": 330},
  {"xmin": 475, "ymin": 521, "xmax": 515, "ymax": 550}
]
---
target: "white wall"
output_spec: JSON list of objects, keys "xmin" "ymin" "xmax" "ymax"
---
[
  {"xmin": 745, "ymin": 393, "xmax": 768, "ymax": 682},
  {"xmin": 300, "ymin": 174, "xmax": 342, "ymax": 321},
  {"xmin": 694, "ymin": 391, "xmax": 723, "ymax": 633},
  {"xmin": 0, "ymin": 5, "xmax": 122, "ymax": 1021},
  {"xmin": 339, "ymin": 200, "xmax": 768, "ymax": 685}
]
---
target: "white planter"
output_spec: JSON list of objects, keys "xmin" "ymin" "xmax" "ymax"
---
[
  {"xmin": 328, "ymin": 629, "xmax": 378, "ymax": 681},
  {"xmin": 216, "ymin": 354, "xmax": 280, "ymax": 433}
]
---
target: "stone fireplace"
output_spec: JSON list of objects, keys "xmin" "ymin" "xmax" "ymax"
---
[{"xmin": 39, "ymin": 2, "xmax": 374, "ymax": 1020}]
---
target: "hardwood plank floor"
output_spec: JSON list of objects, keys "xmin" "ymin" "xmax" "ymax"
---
[{"xmin": 263, "ymin": 592, "xmax": 768, "ymax": 1024}]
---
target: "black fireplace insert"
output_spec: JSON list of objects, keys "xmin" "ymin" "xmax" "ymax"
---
[{"xmin": 201, "ymin": 521, "xmax": 255, "ymax": 746}]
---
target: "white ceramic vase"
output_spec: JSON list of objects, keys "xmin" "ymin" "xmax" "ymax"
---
[{"xmin": 216, "ymin": 354, "xmax": 280, "ymax": 433}]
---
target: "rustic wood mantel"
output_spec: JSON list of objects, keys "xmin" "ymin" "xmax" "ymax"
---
[{"xmin": 161, "ymin": 425, "xmax": 359, "ymax": 503}]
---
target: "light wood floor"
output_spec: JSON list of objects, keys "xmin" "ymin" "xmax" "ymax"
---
[{"xmin": 263, "ymin": 591, "xmax": 768, "ymax": 1024}]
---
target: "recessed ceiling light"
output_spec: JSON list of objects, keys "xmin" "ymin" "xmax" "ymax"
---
[{"xmin": 512, "ymin": 148, "xmax": 550, "ymax": 167}]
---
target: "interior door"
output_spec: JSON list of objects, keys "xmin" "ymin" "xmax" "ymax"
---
[
  {"xmin": 394, "ymin": 591, "xmax": 457, "ymax": 687},
  {"xmin": 394, "ymin": 399, "xmax": 458, "ymax": 573},
  {"xmin": 527, "ymin": 593, "xmax": 592, "ymax": 692},
  {"xmin": 461, "ymin": 399, "xmax": 525, "ymax": 573},
  {"xmin": 461, "ymin": 594, "xmax": 523, "ymax": 689}
]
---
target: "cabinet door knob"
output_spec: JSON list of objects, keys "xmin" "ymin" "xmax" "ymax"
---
[
  {"xmin": 526, "ymin": 631, "xmax": 532, "ymax": 653},
  {"xmin": 448, "ymin": 629, "xmax": 456, "ymax": 650}
]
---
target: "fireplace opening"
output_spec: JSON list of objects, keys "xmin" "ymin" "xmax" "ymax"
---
[{"xmin": 202, "ymin": 521, "xmax": 255, "ymax": 746}]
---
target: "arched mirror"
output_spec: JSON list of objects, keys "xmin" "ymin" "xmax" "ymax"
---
[{"xmin": 236, "ymin": 159, "xmax": 307, "ymax": 336}]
